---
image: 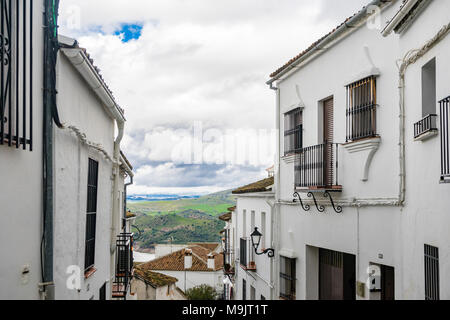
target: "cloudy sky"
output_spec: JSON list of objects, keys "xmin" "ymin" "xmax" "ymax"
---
[{"xmin": 59, "ymin": 0, "xmax": 369, "ymax": 195}]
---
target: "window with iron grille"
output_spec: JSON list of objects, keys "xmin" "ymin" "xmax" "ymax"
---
[
  {"xmin": 240, "ymin": 238, "xmax": 247, "ymax": 268},
  {"xmin": 440, "ymin": 96, "xmax": 450, "ymax": 182},
  {"xmin": 0, "ymin": 0, "xmax": 34, "ymax": 151},
  {"xmin": 284, "ymin": 108, "xmax": 303, "ymax": 155},
  {"xmin": 85, "ymin": 158, "xmax": 98, "ymax": 271},
  {"xmin": 424, "ymin": 244, "xmax": 439, "ymax": 300},
  {"xmin": 242, "ymin": 279, "xmax": 246, "ymax": 301},
  {"xmin": 346, "ymin": 76, "xmax": 377, "ymax": 142},
  {"xmin": 280, "ymin": 256, "xmax": 296, "ymax": 300}
]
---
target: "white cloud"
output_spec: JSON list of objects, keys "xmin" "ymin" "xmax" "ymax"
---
[{"xmin": 59, "ymin": 0, "xmax": 369, "ymax": 194}]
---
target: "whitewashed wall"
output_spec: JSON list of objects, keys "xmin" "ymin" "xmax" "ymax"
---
[
  {"xmin": 52, "ymin": 53, "xmax": 116, "ymax": 300},
  {"xmin": 152, "ymin": 269, "xmax": 223, "ymax": 294},
  {"xmin": 235, "ymin": 194, "xmax": 274, "ymax": 300},
  {"xmin": 0, "ymin": 0, "xmax": 45, "ymax": 300},
  {"xmin": 274, "ymin": 0, "xmax": 450, "ymax": 300}
]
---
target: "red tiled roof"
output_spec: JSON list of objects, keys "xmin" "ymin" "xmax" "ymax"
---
[
  {"xmin": 140, "ymin": 245, "xmax": 223, "ymax": 272},
  {"xmin": 191, "ymin": 243, "xmax": 220, "ymax": 252},
  {"xmin": 134, "ymin": 268, "xmax": 178, "ymax": 288},
  {"xmin": 232, "ymin": 177, "xmax": 274, "ymax": 194}
]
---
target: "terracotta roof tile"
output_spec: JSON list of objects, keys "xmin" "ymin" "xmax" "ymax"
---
[
  {"xmin": 140, "ymin": 245, "xmax": 223, "ymax": 272},
  {"xmin": 219, "ymin": 212, "xmax": 232, "ymax": 221},
  {"xmin": 134, "ymin": 268, "xmax": 178, "ymax": 288},
  {"xmin": 232, "ymin": 177, "xmax": 274, "ymax": 194}
]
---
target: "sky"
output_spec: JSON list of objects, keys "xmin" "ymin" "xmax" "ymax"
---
[{"xmin": 59, "ymin": 0, "xmax": 369, "ymax": 195}]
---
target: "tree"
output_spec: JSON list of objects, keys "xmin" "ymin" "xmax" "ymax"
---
[{"xmin": 185, "ymin": 285, "xmax": 219, "ymax": 300}]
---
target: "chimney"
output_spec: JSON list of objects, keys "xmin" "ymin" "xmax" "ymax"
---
[
  {"xmin": 184, "ymin": 249, "xmax": 193, "ymax": 269},
  {"xmin": 207, "ymin": 253, "xmax": 215, "ymax": 270}
]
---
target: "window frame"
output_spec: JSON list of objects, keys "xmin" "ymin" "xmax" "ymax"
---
[
  {"xmin": 284, "ymin": 108, "xmax": 303, "ymax": 156},
  {"xmin": 280, "ymin": 256, "xmax": 296, "ymax": 300},
  {"xmin": 85, "ymin": 158, "xmax": 99, "ymax": 272},
  {"xmin": 345, "ymin": 75, "xmax": 378, "ymax": 143}
]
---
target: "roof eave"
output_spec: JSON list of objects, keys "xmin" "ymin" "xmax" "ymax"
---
[{"xmin": 267, "ymin": 0, "xmax": 390, "ymax": 86}]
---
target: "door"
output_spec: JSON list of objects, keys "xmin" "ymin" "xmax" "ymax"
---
[
  {"xmin": 323, "ymin": 98, "xmax": 334, "ymax": 186},
  {"xmin": 319, "ymin": 248, "xmax": 355, "ymax": 300},
  {"xmin": 381, "ymin": 265, "xmax": 395, "ymax": 300}
]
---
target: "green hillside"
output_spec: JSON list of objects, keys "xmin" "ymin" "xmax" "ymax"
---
[{"xmin": 128, "ymin": 190, "xmax": 236, "ymax": 248}]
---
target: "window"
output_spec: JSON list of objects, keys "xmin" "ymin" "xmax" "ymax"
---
[
  {"xmin": 99, "ymin": 282, "xmax": 107, "ymax": 300},
  {"xmin": 242, "ymin": 279, "xmax": 247, "ymax": 300},
  {"xmin": 251, "ymin": 211, "xmax": 255, "ymax": 234},
  {"xmin": 85, "ymin": 159, "xmax": 99, "ymax": 272},
  {"xmin": 440, "ymin": 96, "xmax": 450, "ymax": 182},
  {"xmin": 284, "ymin": 108, "xmax": 303, "ymax": 155},
  {"xmin": 250, "ymin": 286, "xmax": 256, "ymax": 300},
  {"xmin": 240, "ymin": 238, "xmax": 248, "ymax": 268},
  {"xmin": 422, "ymin": 58, "xmax": 436, "ymax": 117},
  {"xmin": 0, "ymin": 1, "xmax": 34, "ymax": 151},
  {"xmin": 424, "ymin": 244, "xmax": 439, "ymax": 300},
  {"xmin": 261, "ymin": 212, "xmax": 266, "ymax": 249},
  {"xmin": 242, "ymin": 210, "xmax": 247, "ymax": 238},
  {"xmin": 280, "ymin": 257, "xmax": 296, "ymax": 300},
  {"xmin": 346, "ymin": 76, "xmax": 377, "ymax": 142}
]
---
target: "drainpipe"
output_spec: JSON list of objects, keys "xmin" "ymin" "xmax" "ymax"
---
[
  {"xmin": 269, "ymin": 82, "xmax": 281, "ymax": 300},
  {"xmin": 110, "ymin": 120, "xmax": 125, "ymax": 295},
  {"xmin": 41, "ymin": 0, "xmax": 61, "ymax": 300}
]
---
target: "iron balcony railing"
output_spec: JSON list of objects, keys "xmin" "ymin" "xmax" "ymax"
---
[
  {"xmin": 414, "ymin": 114, "xmax": 438, "ymax": 139},
  {"xmin": 0, "ymin": 0, "xmax": 34, "ymax": 151},
  {"xmin": 113, "ymin": 233, "xmax": 134, "ymax": 299},
  {"xmin": 440, "ymin": 96, "xmax": 450, "ymax": 182},
  {"xmin": 295, "ymin": 142, "xmax": 340, "ymax": 189}
]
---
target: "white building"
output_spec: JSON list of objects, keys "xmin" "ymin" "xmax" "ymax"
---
[
  {"xmin": 52, "ymin": 35, "xmax": 134, "ymax": 300},
  {"xmin": 131, "ymin": 268, "xmax": 186, "ymax": 300},
  {"xmin": 263, "ymin": 0, "xmax": 450, "ymax": 300},
  {"xmin": 0, "ymin": 0, "xmax": 47, "ymax": 300},
  {"xmin": 219, "ymin": 207, "xmax": 236, "ymax": 300},
  {"xmin": 0, "ymin": 2, "xmax": 134, "ymax": 300},
  {"xmin": 232, "ymin": 177, "xmax": 275, "ymax": 300},
  {"xmin": 138, "ymin": 244, "xmax": 224, "ymax": 295}
]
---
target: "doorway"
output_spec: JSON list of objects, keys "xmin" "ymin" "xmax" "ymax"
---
[
  {"xmin": 319, "ymin": 248, "xmax": 356, "ymax": 300},
  {"xmin": 322, "ymin": 98, "xmax": 334, "ymax": 186}
]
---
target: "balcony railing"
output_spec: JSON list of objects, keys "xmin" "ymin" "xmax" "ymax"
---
[
  {"xmin": 440, "ymin": 96, "xmax": 450, "ymax": 182},
  {"xmin": 414, "ymin": 114, "xmax": 438, "ymax": 139},
  {"xmin": 0, "ymin": 0, "xmax": 34, "ymax": 151},
  {"xmin": 113, "ymin": 233, "xmax": 134, "ymax": 299},
  {"xmin": 239, "ymin": 238, "xmax": 255, "ymax": 271},
  {"xmin": 295, "ymin": 142, "xmax": 340, "ymax": 190}
]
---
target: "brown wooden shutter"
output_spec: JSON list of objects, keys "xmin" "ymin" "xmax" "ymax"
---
[{"xmin": 323, "ymin": 98, "xmax": 334, "ymax": 186}]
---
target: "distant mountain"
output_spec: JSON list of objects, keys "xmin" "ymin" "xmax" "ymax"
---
[
  {"xmin": 127, "ymin": 194, "xmax": 201, "ymax": 202},
  {"xmin": 128, "ymin": 189, "xmax": 236, "ymax": 248}
]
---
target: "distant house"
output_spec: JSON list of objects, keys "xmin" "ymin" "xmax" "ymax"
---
[
  {"xmin": 232, "ymin": 175, "xmax": 275, "ymax": 300},
  {"xmin": 219, "ymin": 208, "xmax": 236, "ymax": 300},
  {"xmin": 138, "ymin": 245, "xmax": 224, "ymax": 295},
  {"xmin": 131, "ymin": 268, "xmax": 186, "ymax": 300}
]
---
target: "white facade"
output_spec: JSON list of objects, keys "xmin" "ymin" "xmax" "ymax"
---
[
  {"xmin": 267, "ymin": 0, "xmax": 450, "ymax": 300},
  {"xmin": 234, "ymin": 192, "xmax": 275, "ymax": 300},
  {"xmin": 152, "ymin": 269, "xmax": 224, "ymax": 294},
  {"xmin": 0, "ymin": 0, "xmax": 45, "ymax": 300}
]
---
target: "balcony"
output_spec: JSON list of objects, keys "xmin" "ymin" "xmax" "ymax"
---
[
  {"xmin": 113, "ymin": 233, "xmax": 134, "ymax": 299},
  {"xmin": 294, "ymin": 142, "xmax": 341, "ymax": 191},
  {"xmin": 414, "ymin": 114, "xmax": 438, "ymax": 141},
  {"xmin": 239, "ymin": 238, "xmax": 256, "ymax": 272}
]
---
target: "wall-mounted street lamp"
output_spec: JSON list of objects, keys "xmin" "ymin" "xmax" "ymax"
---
[{"xmin": 250, "ymin": 227, "xmax": 275, "ymax": 258}]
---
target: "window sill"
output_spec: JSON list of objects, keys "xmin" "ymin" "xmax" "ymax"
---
[
  {"xmin": 281, "ymin": 154, "xmax": 299, "ymax": 164},
  {"xmin": 84, "ymin": 267, "xmax": 97, "ymax": 279}
]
